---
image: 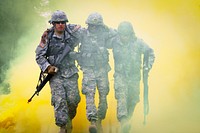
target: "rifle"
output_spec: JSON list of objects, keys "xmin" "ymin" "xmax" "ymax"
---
[
  {"xmin": 27, "ymin": 45, "xmax": 71, "ymax": 103},
  {"xmin": 143, "ymin": 50, "xmax": 150, "ymax": 125}
]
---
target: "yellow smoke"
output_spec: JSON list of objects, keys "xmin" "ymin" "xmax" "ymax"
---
[{"xmin": 1, "ymin": 0, "xmax": 200, "ymax": 133}]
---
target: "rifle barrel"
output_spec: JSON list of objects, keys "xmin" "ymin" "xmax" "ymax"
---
[
  {"xmin": 143, "ymin": 70, "xmax": 149, "ymax": 125},
  {"xmin": 27, "ymin": 74, "xmax": 53, "ymax": 103}
]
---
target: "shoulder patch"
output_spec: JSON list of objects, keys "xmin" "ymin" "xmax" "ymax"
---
[{"xmin": 39, "ymin": 29, "xmax": 49, "ymax": 48}]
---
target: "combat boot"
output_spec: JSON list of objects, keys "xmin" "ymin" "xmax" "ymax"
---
[
  {"xmin": 96, "ymin": 119, "xmax": 103, "ymax": 133},
  {"xmin": 59, "ymin": 126, "xmax": 66, "ymax": 133},
  {"xmin": 121, "ymin": 121, "xmax": 131, "ymax": 133},
  {"xmin": 89, "ymin": 120, "xmax": 97, "ymax": 133},
  {"xmin": 120, "ymin": 117, "xmax": 131, "ymax": 133}
]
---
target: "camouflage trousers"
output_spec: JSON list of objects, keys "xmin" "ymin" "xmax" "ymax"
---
[
  {"xmin": 114, "ymin": 74, "xmax": 140, "ymax": 121},
  {"xmin": 49, "ymin": 73, "xmax": 80, "ymax": 127},
  {"xmin": 81, "ymin": 68, "xmax": 110, "ymax": 121}
]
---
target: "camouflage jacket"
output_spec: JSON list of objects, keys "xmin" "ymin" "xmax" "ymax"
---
[
  {"xmin": 77, "ymin": 26, "xmax": 116, "ymax": 71},
  {"xmin": 112, "ymin": 36, "xmax": 155, "ymax": 80},
  {"xmin": 35, "ymin": 24, "xmax": 80, "ymax": 78}
]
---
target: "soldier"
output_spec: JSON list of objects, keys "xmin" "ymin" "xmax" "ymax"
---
[
  {"xmin": 111, "ymin": 21, "xmax": 155, "ymax": 133},
  {"xmin": 74, "ymin": 12, "xmax": 116, "ymax": 133},
  {"xmin": 35, "ymin": 10, "xmax": 81, "ymax": 133}
]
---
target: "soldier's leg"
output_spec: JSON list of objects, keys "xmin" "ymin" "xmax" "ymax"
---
[
  {"xmin": 114, "ymin": 75, "xmax": 128, "ymax": 121},
  {"xmin": 122, "ymin": 81, "xmax": 140, "ymax": 133},
  {"xmin": 86, "ymin": 92, "xmax": 98, "ymax": 133},
  {"xmin": 82, "ymin": 72, "xmax": 98, "ymax": 133},
  {"xmin": 96, "ymin": 74, "xmax": 110, "ymax": 132},
  {"xmin": 120, "ymin": 117, "xmax": 131, "ymax": 133},
  {"xmin": 114, "ymin": 75, "xmax": 130, "ymax": 133},
  {"xmin": 83, "ymin": 83, "xmax": 98, "ymax": 121},
  {"xmin": 96, "ymin": 94, "xmax": 107, "ymax": 133},
  {"xmin": 49, "ymin": 76, "xmax": 68, "ymax": 133},
  {"xmin": 117, "ymin": 96, "xmax": 131, "ymax": 133},
  {"xmin": 64, "ymin": 73, "xmax": 81, "ymax": 133},
  {"xmin": 127, "ymin": 81, "xmax": 140, "ymax": 119},
  {"xmin": 97, "ymin": 75, "xmax": 109, "ymax": 120}
]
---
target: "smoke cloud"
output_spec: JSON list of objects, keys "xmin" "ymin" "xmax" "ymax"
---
[
  {"xmin": 0, "ymin": 0, "xmax": 44, "ymax": 94},
  {"xmin": 0, "ymin": 0, "xmax": 200, "ymax": 133}
]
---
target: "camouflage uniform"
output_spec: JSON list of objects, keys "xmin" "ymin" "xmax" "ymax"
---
[
  {"xmin": 111, "ymin": 21, "xmax": 155, "ymax": 132},
  {"xmin": 78, "ymin": 31, "xmax": 110, "ymax": 121},
  {"xmin": 35, "ymin": 10, "xmax": 80, "ymax": 130},
  {"xmin": 75, "ymin": 12, "xmax": 116, "ymax": 131}
]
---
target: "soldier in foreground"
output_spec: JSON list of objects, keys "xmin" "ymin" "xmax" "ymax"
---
[
  {"xmin": 35, "ymin": 10, "xmax": 81, "ymax": 133},
  {"xmin": 111, "ymin": 21, "xmax": 155, "ymax": 133}
]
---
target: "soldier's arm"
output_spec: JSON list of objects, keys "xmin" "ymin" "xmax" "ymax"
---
[
  {"xmin": 66, "ymin": 24, "xmax": 84, "ymax": 60},
  {"xmin": 105, "ymin": 28, "xmax": 118, "ymax": 49},
  {"xmin": 66, "ymin": 24, "xmax": 83, "ymax": 48},
  {"xmin": 35, "ymin": 30, "xmax": 51, "ymax": 72},
  {"xmin": 139, "ymin": 39, "xmax": 155, "ymax": 70}
]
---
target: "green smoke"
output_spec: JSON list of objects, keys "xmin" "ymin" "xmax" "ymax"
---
[{"xmin": 0, "ymin": 0, "xmax": 47, "ymax": 94}]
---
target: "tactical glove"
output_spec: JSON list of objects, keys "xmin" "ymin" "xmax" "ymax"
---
[{"xmin": 46, "ymin": 65, "xmax": 58, "ymax": 74}]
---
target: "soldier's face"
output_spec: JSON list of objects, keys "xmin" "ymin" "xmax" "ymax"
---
[
  {"xmin": 120, "ymin": 34, "xmax": 131, "ymax": 44},
  {"xmin": 88, "ymin": 24, "xmax": 101, "ymax": 33},
  {"xmin": 54, "ymin": 21, "xmax": 66, "ymax": 33}
]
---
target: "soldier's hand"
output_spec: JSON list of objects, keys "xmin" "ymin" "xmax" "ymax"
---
[{"xmin": 47, "ymin": 65, "xmax": 58, "ymax": 74}]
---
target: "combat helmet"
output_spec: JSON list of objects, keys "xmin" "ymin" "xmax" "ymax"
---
[
  {"xmin": 49, "ymin": 10, "xmax": 68, "ymax": 23},
  {"xmin": 117, "ymin": 21, "xmax": 134, "ymax": 35},
  {"xmin": 86, "ymin": 12, "xmax": 104, "ymax": 25}
]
